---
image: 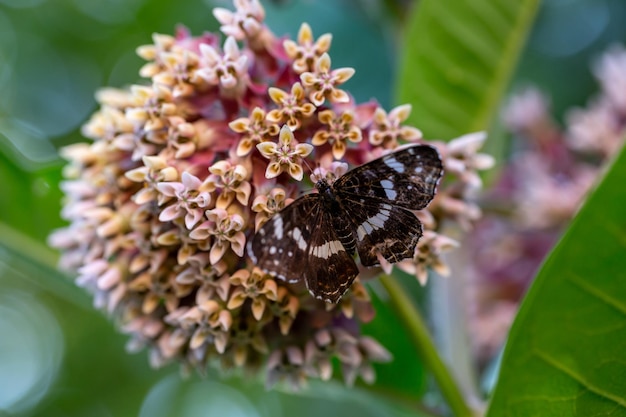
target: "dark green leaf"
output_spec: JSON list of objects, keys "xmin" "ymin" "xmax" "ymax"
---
[{"xmin": 486, "ymin": 145, "xmax": 626, "ymax": 416}]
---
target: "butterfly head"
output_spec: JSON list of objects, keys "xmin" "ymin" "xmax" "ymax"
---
[{"xmin": 314, "ymin": 178, "xmax": 331, "ymax": 193}]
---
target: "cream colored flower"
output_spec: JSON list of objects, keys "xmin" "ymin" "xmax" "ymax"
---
[
  {"xmin": 311, "ymin": 109, "xmax": 362, "ymax": 159},
  {"xmin": 283, "ymin": 23, "xmax": 332, "ymax": 74},
  {"xmin": 368, "ymin": 104, "xmax": 422, "ymax": 148},
  {"xmin": 157, "ymin": 172, "xmax": 212, "ymax": 229},
  {"xmin": 189, "ymin": 208, "xmax": 246, "ymax": 264},
  {"xmin": 256, "ymin": 125, "xmax": 313, "ymax": 181},
  {"xmin": 300, "ymin": 53, "xmax": 354, "ymax": 106},
  {"xmin": 206, "ymin": 160, "xmax": 252, "ymax": 208},
  {"xmin": 266, "ymin": 83, "xmax": 316, "ymax": 130}
]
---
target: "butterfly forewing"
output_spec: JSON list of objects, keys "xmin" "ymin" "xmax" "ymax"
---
[
  {"xmin": 249, "ymin": 194, "xmax": 359, "ymax": 303},
  {"xmin": 333, "ymin": 145, "xmax": 443, "ymax": 210},
  {"xmin": 248, "ymin": 195, "xmax": 321, "ymax": 283}
]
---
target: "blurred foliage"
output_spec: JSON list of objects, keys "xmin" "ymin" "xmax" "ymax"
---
[
  {"xmin": 397, "ymin": 0, "xmax": 540, "ymax": 140},
  {"xmin": 1, "ymin": 0, "xmax": 626, "ymax": 415}
]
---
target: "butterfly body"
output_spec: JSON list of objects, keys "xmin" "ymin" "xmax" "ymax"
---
[
  {"xmin": 315, "ymin": 179, "xmax": 357, "ymax": 255},
  {"xmin": 248, "ymin": 145, "xmax": 443, "ymax": 303}
]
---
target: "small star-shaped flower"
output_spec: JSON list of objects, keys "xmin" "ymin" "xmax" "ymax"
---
[
  {"xmin": 251, "ymin": 186, "xmax": 293, "ymax": 231},
  {"xmin": 266, "ymin": 82, "xmax": 316, "ymax": 130},
  {"xmin": 368, "ymin": 104, "xmax": 422, "ymax": 148},
  {"xmin": 125, "ymin": 155, "xmax": 179, "ymax": 205},
  {"xmin": 213, "ymin": 0, "xmax": 266, "ymax": 40},
  {"xmin": 195, "ymin": 36, "xmax": 248, "ymax": 96},
  {"xmin": 444, "ymin": 132, "xmax": 495, "ymax": 188},
  {"xmin": 283, "ymin": 23, "xmax": 332, "ymax": 74},
  {"xmin": 190, "ymin": 208, "xmax": 246, "ymax": 265},
  {"xmin": 300, "ymin": 53, "xmax": 354, "ymax": 106},
  {"xmin": 206, "ymin": 160, "xmax": 252, "ymax": 209},
  {"xmin": 397, "ymin": 231, "xmax": 459, "ymax": 285},
  {"xmin": 311, "ymin": 109, "xmax": 362, "ymax": 159},
  {"xmin": 227, "ymin": 268, "xmax": 278, "ymax": 320},
  {"xmin": 256, "ymin": 125, "xmax": 313, "ymax": 181},
  {"xmin": 229, "ymin": 107, "xmax": 280, "ymax": 156},
  {"xmin": 156, "ymin": 171, "xmax": 212, "ymax": 229}
]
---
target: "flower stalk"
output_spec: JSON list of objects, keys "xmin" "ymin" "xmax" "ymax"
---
[{"xmin": 379, "ymin": 274, "xmax": 474, "ymax": 417}]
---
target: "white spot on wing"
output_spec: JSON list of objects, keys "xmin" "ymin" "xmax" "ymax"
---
[
  {"xmin": 368, "ymin": 210, "xmax": 389, "ymax": 228},
  {"xmin": 380, "ymin": 179, "xmax": 397, "ymax": 200},
  {"xmin": 311, "ymin": 240, "xmax": 343, "ymax": 259},
  {"xmin": 292, "ymin": 227, "xmax": 307, "ymax": 250},
  {"xmin": 358, "ymin": 205, "xmax": 392, "ymax": 239},
  {"xmin": 273, "ymin": 215, "xmax": 283, "ymax": 239},
  {"xmin": 384, "ymin": 156, "xmax": 405, "ymax": 173},
  {"xmin": 357, "ymin": 225, "xmax": 366, "ymax": 240}
]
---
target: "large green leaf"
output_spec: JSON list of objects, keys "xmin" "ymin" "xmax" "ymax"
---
[
  {"xmin": 486, "ymin": 145, "xmax": 626, "ymax": 416},
  {"xmin": 397, "ymin": 0, "xmax": 541, "ymax": 140}
]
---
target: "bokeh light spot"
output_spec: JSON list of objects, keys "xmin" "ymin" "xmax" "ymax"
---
[
  {"xmin": 0, "ymin": 290, "xmax": 64, "ymax": 414},
  {"xmin": 140, "ymin": 376, "xmax": 261, "ymax": 417}
]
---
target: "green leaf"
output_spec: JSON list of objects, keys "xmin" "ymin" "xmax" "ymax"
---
[
  {"xmin": 396, "ymin": 0, "xmax": 541, "ymax": 140},
  {"xmin": 486, "ymin": 145, "xmax": 626, "ymax": 416},
  {"xmin": 361, "ymin": 285, "xmax": 427, "ymax": 398}
]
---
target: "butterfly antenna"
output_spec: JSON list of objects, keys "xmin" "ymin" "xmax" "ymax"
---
[
  {"xmin": 299, "ymin": 154, "xmax": 318, "ymax": 194},
  {"xmin": 301, "ymin": 154, "xmax": 314, "ymax": 175}
]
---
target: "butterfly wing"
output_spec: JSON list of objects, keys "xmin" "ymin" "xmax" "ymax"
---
[
  {"xmin": 248, "ymin": 195, "xmax": 358, "ymax": 302},
  {"xmin": 248, "ymin": 195, "xmax": 321, "ymax": 283},
  {"xmin": 334, "ymin": 144, "xmax": 443, "ymax": 211},
  {"xmin": 339, "ymin": 198, "xmax": 423, "ymax": 266},
  {"xmin": 304, "ymin": 208, "xmax": 359, "ymax": 303},
  {"xmin": 333, "ymin": 144, "xmax": 443, "ymax": 266}
]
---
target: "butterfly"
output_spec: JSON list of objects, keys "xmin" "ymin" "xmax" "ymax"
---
[{"xmin": 247, "ymin": 144, "xmax": 444, "ymax": 303}]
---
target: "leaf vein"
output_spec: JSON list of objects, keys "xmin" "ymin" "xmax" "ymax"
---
[
  {"xmin": 568, "ymin": 274, "xmax": 626, "ymax": 316},
  {"xmin": 535, "ymin": 351, "xmax": 626, "ymax": 410}
]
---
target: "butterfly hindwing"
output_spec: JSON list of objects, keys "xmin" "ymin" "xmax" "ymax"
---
[
  {"xmin": 338, "ymin": 197, "xmax": 423, "ymax": 266},
  {"xmin": 304, "ymin": 208, "xmax": 359, "ymax": 303}
]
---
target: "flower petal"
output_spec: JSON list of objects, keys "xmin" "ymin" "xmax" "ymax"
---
[
  {"xmin": 294, "ymin": 143, "xmax": 314, "ymax": 157},
  {"xmin": 278, "ymin": 124, "xmax": 295, "ymax": 146},
  {"xmin": 230, "ymin": 232, "xmax": 246, "ymax": 256},
  {"xmin": 332, "ymin": 67, "xmax": 355, "ymax": 84},
  {"xmin": 257, "ymin": 141, "xmax": 278, "ymax": 158},
  {"xmin": 156, "ymin": 182, "xmax": 184, "ymax": 198},
  {"xmin": 268, "ymin": 87, "xmax": 288, "ymax": 104},
  {"xmin": 288, "ymin": 162, "xmax": 304, "ymax": 181},
  {"xmin": 210, "ymin": 242, "xmax": 228, "ymax": 265},
  {"xmin": 159, "ymin": 204, "xmax": 182, "ymax": 222}
]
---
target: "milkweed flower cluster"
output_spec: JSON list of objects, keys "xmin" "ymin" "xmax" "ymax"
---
[
  {"xmin": 49, "ymin": 0, "xmax": 492, "ymax": 388},
  {"xmin": 467, "ymin": 44, "xmax": 626, "ymax": 364}
]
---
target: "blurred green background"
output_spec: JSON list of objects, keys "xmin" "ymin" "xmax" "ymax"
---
[{"xmin": 1, "ymin": 0, "xmax": 625, "ymax": 416}]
